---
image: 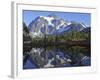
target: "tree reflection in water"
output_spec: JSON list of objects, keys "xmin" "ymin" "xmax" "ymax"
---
[{"xmin": 23, "ymin": 46, "xmax": 91, "ymax": 69}]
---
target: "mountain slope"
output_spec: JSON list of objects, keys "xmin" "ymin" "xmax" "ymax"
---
[
  {"xmin": 28, "ymin": 14, "xmax": 88, "ymax": 38},
  {"xmin": 80, "ymin": 27, "xmax": 91, "ymax": 33}
]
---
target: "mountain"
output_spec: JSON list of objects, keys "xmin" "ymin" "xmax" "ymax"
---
[
  {"xmin": 28, "ymin": 14, "xmax": 87, "ymax": 38},
  {"xmin": 80, "ymin": 27, "xmax": 91, "ymax": 33},
  {"xmin": 54, "ymin": 22, "xmax": 86, "ymax": 35}
]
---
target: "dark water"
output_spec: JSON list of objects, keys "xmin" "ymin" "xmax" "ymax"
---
[{"xmin": 23, "ymin": 46, "xmax": 91, "ymax": 69}]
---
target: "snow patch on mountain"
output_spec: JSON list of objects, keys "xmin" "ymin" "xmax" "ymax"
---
[
  {"xmin": 28, "ymin": 14, "xmax": 88, "ymax": 38},
  {"xmin": 40, "ymin": 16, "xmax": 54, "ymax": 26}
]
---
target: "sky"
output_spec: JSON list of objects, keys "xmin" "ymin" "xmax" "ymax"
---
[{"xmin": 23, "ymin": 10, "xmax": 91, "ymax": 27}]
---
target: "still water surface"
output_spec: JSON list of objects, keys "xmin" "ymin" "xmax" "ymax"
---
[{"xmin": 23, "ymin": 46, "xmax": 91, "ymax": 69}]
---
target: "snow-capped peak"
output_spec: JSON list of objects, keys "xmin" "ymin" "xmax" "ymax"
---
[
  {"xmin": 81, "ymin": 23, "xmax": 87, "ymax": 28},
  {"xmin": 67, "ymin": 22, "xmax": 72, "ymax": 25},
  {"xmin": 40, "ymin": 16, "xmax": 54, "ymax": 26},
  {"xmin": 28, "ymin": 14, "xmax": 87, "ymax": 38}
]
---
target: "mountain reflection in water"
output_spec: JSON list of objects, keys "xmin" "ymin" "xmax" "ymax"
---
[{"xmin": 23, "ymin": 46, "xmax": 91, "ymax": 69}]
